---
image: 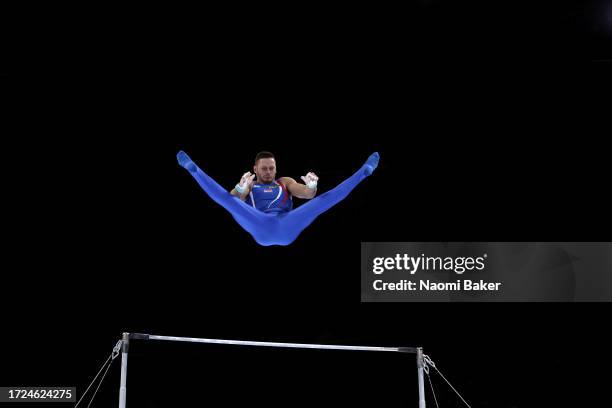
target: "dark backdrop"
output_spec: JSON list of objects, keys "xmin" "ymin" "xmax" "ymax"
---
[{"xmin": 5, "ymin": 1, "xmax": 611, "ymax": 407}]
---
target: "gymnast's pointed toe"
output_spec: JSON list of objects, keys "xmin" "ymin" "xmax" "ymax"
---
[
  {"xmin": 177, "ymin": 151, "xmax": 197, "ymax": 173},
  {"xmin": 364, "ymin": 152, "xmax": 380, "ymax": 176}
]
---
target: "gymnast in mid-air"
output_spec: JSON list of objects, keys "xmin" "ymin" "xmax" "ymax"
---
[{"xmin": 177, "ymin": 150, "xmax": 379, "ymax": 246}]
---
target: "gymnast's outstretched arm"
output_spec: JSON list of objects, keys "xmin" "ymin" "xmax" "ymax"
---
[{"xmin": 280, "ymin": 172, "xmax": 319, "ymax": 199}]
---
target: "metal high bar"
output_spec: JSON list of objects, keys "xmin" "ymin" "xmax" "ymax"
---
[{"xmin": 117, "ymin": 332, "xmax": 425, "ymax": 407}]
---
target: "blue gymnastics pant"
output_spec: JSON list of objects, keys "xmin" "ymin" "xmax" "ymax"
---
[{"xmin": 177, "ymin": 151, "xmax": 379, "ymax": 246}]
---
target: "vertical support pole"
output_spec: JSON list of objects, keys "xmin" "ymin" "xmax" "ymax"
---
[
  {"xmin": 417, "ymin": 347, "xmax": 426, "ymax": 408},
  {"xmin": 119, "ymin": 333, "xmax": 129, "ymax": 408}
]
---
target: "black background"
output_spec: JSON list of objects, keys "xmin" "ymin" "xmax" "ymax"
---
[{"xmin": 5, "ymin": 1, "xmax": 612, "ymax": 407}]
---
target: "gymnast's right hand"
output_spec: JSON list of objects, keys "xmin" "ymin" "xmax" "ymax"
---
[{"xmin": 236, "ymin": 172, "xmax": 256, "ymax": 194}]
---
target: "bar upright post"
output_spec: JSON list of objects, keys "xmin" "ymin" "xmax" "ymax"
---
[
  {"xmin": 118, "ymin": 332, "xmax": 129, "ymax": 408},
  {"xmin": 417, "ymin": 347, "xmax": 426, "ymax": 408}
]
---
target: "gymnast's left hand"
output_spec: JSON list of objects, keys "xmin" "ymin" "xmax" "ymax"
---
[{"xmin": 301, "ymin": 172, "xmax": 319, "ymax": 189}]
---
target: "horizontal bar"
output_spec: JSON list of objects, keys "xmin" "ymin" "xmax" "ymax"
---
[{"xmin": 130, "ymin": 333, "xmax": 416, "ymax": 353}]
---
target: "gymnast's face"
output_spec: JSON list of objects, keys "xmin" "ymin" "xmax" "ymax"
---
[{"xmin": 254, "ymin": 158, "xmax": 277, "ymax": 184}]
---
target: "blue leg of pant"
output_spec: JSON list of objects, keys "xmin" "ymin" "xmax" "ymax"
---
[
  {"xmin": 177, "ymin": 151, "xmax": 279, "ymax": 244},
  {"xmin": 279, "ymin": 152, "xmax": 379, "ymax": 244}
]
